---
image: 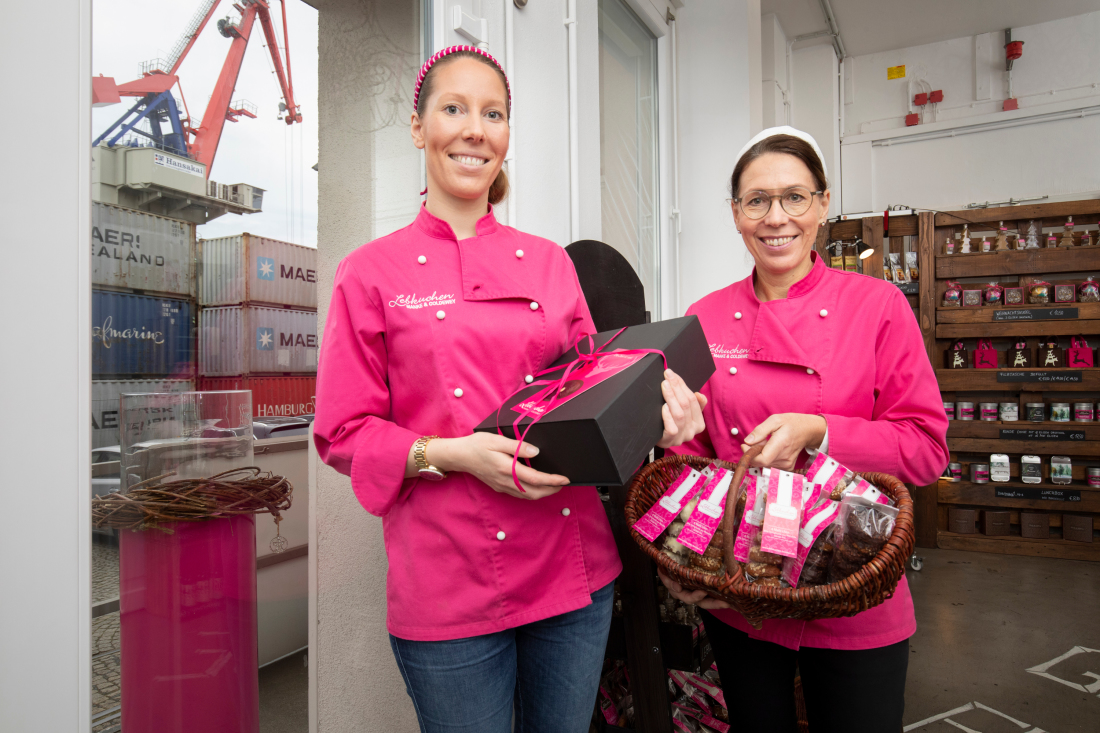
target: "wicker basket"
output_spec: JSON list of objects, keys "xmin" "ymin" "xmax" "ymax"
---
[{"xmin": 624, "ymin": 445, "xmax": 915, "ymax": 627}]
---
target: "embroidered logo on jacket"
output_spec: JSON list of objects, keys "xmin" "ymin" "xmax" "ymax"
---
[
  {"xmin": 709, "ymin": 343, "xmax": 750, "ymax": 360},
  {"xmin": 388, "ymin": 292, "xmax": 457, "ymax": 309}
]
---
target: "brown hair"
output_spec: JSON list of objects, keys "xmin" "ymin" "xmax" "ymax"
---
[
  {"xmin": 729, "ymin": 134, "xmax": 828, "ymax": 201},
  {"xmin": 416, "ymin": 50, "xmax": 510, "ymax": 205}
]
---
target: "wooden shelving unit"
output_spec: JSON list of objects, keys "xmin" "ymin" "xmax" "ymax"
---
[{"xmin": 926, "ymin": 200, "xmax": 1100, "ymax": 560}]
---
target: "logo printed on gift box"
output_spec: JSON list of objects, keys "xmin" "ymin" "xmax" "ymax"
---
[
  {"xmin": 388, "ymin": 291, "xmax": 457, "ymax": 309},
  {"xmin": 709, "ymin": 343, "xmax": 750, "ymax": 359}
]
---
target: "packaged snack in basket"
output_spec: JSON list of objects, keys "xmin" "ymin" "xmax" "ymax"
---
[
  {"xmin": 843, "ymin": 475, "xmax": 893, "ymax": 506},
  {"xmin": 803, "ymin": 451, "xmax": 853, "ymax": 500},
  {"xmin": 826, "ymin": 495, "xmax": 899, "ymax": 584},
  {"xmin": 678, "ymin": 469, "xmax": 735, "ymax": 554},
  {"xmin": 906, "ymin": 251, "xmax": 919, "ymax": 281},
  {"xmin": 634, "ymin": 466, "xmax": 705, "ymax": 542},
  {"xmin": 782, "ymin": 499, "xmax": 841, "ymax": 587},
  {"xmin": 760, "ymin": 470, "xmax": 808, "ymax": 558},
  {"xmin": 733, "ymin": 471, "xmax": 769, "ymax": 563}
]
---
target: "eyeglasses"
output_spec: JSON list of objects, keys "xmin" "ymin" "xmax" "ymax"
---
[{"xmin": 732, "ymin": 187, "xmax": 823, "ymax": 220}]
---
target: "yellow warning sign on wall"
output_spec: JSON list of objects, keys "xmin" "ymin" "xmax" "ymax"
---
[{"xmin": 887, "ymin": 65, "xmax": 906, "ymax": 80}]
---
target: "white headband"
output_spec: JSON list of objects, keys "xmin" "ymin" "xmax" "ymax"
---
[{"xmin": 735, "ymin": 125, "xmax": 828, "ymax": 179}]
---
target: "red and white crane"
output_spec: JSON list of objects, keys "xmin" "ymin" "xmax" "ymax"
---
[{"xmin": 93, "ymin": 0, "xmax": 302, "ymax": 177}]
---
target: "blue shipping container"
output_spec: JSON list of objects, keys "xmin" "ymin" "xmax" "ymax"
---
[{"xmin": 92, "ymin": 290, "xmax": 195, "ymax": 377}]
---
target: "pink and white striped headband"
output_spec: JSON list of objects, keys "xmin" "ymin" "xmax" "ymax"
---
[{"xmin": 413, "ymin": 45, "xmax": 511, "ymax": 115}]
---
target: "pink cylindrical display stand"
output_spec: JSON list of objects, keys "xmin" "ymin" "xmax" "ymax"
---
[{"xmin": 119, "ymin": 515, "xmax": 259, "ymax": 733}]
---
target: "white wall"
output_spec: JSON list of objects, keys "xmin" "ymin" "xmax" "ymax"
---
[
  {"xmin": 675, "ymin": 0, "xmax": 755, "ymax": 313},
  {"xmin": 791, "ymin": 42, "xmax": 842, "ymax": 216},
  {"xmin": 761, "ymin": 12, "xmax": 789, "ymax": 128},
  {"xmin": 311, "ymin": 1, "xmax": 421, "ymax": 730},
  {"xmin": 0, "ymin": 0, "xmax": 91, "ymax": 730},
  {"xmin": 840, "ymin": 10, "xmax": 1100, "ymax": 212}
]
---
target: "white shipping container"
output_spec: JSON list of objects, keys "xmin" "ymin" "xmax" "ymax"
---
[
  {"xmin": 200, "ymin": 305, "xmax": 318, "ymax": 376},
  {"xmin": 92, "ymin": 379, "xmax": 194, "ymax": 449},
  {"xmin": 199, "ymin": 233, "xmax": 317, "ymax": 308},
  {"xmin": 92, "ymin": 202, "xmax": 194, "ymax": 297}
]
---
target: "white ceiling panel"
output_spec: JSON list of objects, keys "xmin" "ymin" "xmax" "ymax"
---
[{"xmin": 762, "ymin": 0, "xmax": 1100, "ymax": 57}]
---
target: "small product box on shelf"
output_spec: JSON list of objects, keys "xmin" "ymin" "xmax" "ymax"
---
[
  {"xmin": 949, "ymin": 507, "xmax": 978, "ymax": 534},
  {"xmin": 999, "ymin": 402, "xmax": 1019, "ymax": 421},
  {"xmin": 981, "ymin": 510, "xmax": 1011, "ymax": 536},
  {"xmin": 1050, "ymin": 456, "xmax": 1072, "ymax": 485},
  {"xmin": 990, "ymin": 454, "xmax": 1011, "ymax": 482},
  {"xmin": 1063, "ymin": 515, "xmax": 1094, "ymax": 543},
  {"xmin": 1004, "ymin": 287, "xmax": 1024, "ymax": 306},
  {"xmin": 956, "ymin": 402, "xmax": 974, "ymax": 420},
  {"xmin": 1020, "ymin": 512, "xmax": 1051, "ymax": 539},
  {"xmin": 474, "ymin": 316, "xmax": 715, "ymax": 486},
  {"xmin": 1021, "ymin": 455, "xmax": 1042, "ymax": 484},
  {"xmin": 962, "ymin": 290, "xmax": 983, "ymax": 307},
  {"xmin": 1050, "ymin": 403, "xmax": 1071, "ymax": 422},
  {"xmin": 1074, "ymin": 402, "xmax": 1095, "ymax": 422},
  {"xmin": 1025, "ymin": 402, "xmax": 1046, "ymax": 422},
  {"xmin": 1054, "ymin": 284, "xmax": 1076, "ymax": 303}
]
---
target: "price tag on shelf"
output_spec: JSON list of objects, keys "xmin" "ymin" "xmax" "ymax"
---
[
  {"xmin": 996, "ymin": 371, "xmax": 1083, "ymax": 383},
  {"xmin": 992, "ymin": 308, "xmax": 1078, "ymax": 321},
  {"xmin": 994, "ymin": 487, "xmax": 1082, "ymax": 502},
  {"xmin": 999, "ymin": 428, "xmax": 1086, "ymax": 442}
]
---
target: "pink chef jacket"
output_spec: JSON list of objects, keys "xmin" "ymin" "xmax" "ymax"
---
[
  {"xmin": 314, "ymin": 205, "xmax": 622, "ymax": 642},
  {"xmin": 671, "ymin": 252, "xmax": 949, "ymax": 650}
]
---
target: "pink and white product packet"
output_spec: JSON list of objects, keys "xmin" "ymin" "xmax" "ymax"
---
[
  {"xmin": 678, "ymin": 469, "xmax": 735, "ymax": 554},
  {"xmin": 843, "ymin": 476, "xmax": 892, "ymax": 506},
  {"xmin": 634, "ymin": 465, "xmax": 705, "ymax": 542},
  {"xmin": 804, "ymin": 451, "xmax": 853, "ymax": 498},
  {"xmin": 805, "ymin": 451, "xmax": 893, "ymax": 506},
  {"xmin": 733, "ymin": 470, "xmax": 770, "ymax": 563},
  {"xmin": 781, "ymin": 498, "xmax": 841, "ymax": 587},
  {"xmin": 759, "ymin": 470, "xmax": 807, "ymax": 559}
]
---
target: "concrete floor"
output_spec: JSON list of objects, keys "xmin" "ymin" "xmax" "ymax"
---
[
  {"xmin": 904, "ymin": 548, "xmax": 1099, "ymax": 733},
  {"xmin": 91, "ymin": 543, "xmax": 1098, "ymax": 732},
  {"xmin": 259, "ymin": 652, "xmax": 309, "ymax": 733}
]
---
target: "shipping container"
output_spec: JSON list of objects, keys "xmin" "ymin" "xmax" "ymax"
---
[
  {"xmin": 199, "ymin": 305, "xmax": 318, "ymax": 376},
  {"xmin": 92, "ymin": 379, "xmax": 194, "ymax": 449},
  {"xmin": 92, "ymin": 202, "xmax": 195, "ymax": 297},
  {"xmin": 92, "ymin": 291, "xmax": 195, "ymax": 377},
  {"xmin": 198, "ymin": 376, "xmax": 316, "ymax": 418},
  {"xmin": 199, "ymin": 233, "xmax": 317, "ymax": 308}
]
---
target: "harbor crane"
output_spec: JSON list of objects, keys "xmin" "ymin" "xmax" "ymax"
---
[{"xmin": 92, "ymin": 0, "xmax": 302, "ymax": 177}]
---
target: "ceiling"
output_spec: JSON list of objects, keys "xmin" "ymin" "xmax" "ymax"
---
[{"xmin": 761, "ymin": 0, "xmax": 1100, "ymax": 57}]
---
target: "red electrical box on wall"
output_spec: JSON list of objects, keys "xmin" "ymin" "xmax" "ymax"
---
[
  {"xmin": 1003, "ymin": 98, "xmax": 1019, "ymax": 111},
  {"xmin": 905, "ymin": 113, "xmax": 920, "ymax": 126},
  {"xmin": 913, "ymin": 92, "xmax": 928, "ymax": 106},
  {"xmin": 930, "ymin": 90, "xmax": 944, "ymax": 103}
]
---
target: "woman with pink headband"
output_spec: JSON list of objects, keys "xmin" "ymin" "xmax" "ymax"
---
[{"xmin": 313, "ymin": 46, "xmax": 705, "ymax": 732}]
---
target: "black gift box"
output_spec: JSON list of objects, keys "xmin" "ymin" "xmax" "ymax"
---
[{"xmin": 474, "ymin": 316, "xmax": 716, "ymax": 486}]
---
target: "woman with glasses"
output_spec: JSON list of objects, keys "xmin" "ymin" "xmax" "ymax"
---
[{"xmin": 658, "ymin": 127, "xmax": 948, "ymax": 731}]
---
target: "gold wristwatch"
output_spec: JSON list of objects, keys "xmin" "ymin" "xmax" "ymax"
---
[{"xmin": 413, "ymin": 435, "xmax": 446, "ymax": 481}]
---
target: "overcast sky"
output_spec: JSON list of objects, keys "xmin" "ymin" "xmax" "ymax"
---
[{"xmin": 93, "ymin": 0, "xmax": 319, "ymax": 246}]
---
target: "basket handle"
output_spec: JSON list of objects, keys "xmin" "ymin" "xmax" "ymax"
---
[{"xmin": 720, "ymin": 442, "xmax": 766, "ymax": 570}]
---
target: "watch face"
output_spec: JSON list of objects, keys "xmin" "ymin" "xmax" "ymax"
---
[{"xmin": 418, "ymin": 468, "xmax": 446, "ymax": 481}]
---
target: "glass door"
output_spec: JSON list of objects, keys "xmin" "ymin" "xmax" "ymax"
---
[{"xmin": 598, "ymin": 0, "xmax": 661, "ymax": 316}]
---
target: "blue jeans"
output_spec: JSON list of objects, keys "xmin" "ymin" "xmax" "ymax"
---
[{"xmin": 389, "ymin": 581, "xmax": 615, "ymax": 733}]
